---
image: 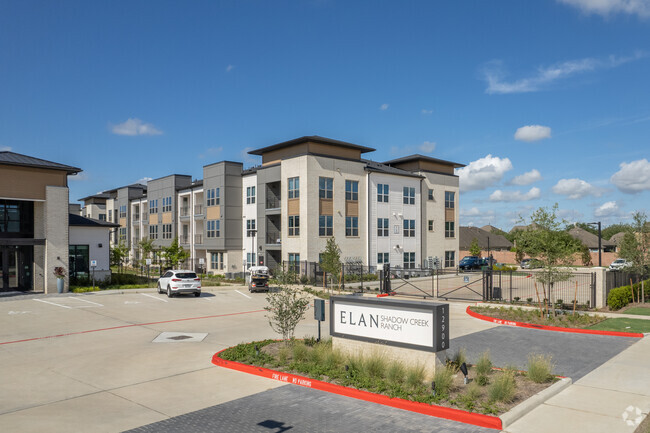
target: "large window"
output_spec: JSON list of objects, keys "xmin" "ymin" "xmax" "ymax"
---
[
  {"xmin": 0, "ymin": 200, "xmax": 33, "ymax": 236},
  {"xmin": 345, "ymin": 180, "xmax": 358, "ymax": 201},
  {"xmin": 211, "ymin": 252, "xmax": 224, "ymax": 270},
  {"xmin": 288, "ymin": 253, "xmax": 300, "ymax": 274},
  {"xmin": 246, "ymin": 253, "xmax": 256, "ymax": 268},
  {"xmin": 319, "ymin": 177, "xmax": 333, "ymax": 199},
  {"xmin": 207, "ymin": 188, "xmax": 220, "ymax": 206},
  {"xmin": 319, "ymin": 215, "xmax": 333, "ymax": 236},
  {"xmin": 246, "ymin": 186, "xmax": 256, "ymax": 204},
  {"xmin": 428, "ymin": 220, "xmax": 434, "ymax": 232},
  {"xmin": 162, "ymin": 224, "xmax": 172, "ymax": 239},
  {"xmin": 445, "ymin": 251, "xmax": 455, "ymax": 268},
  {"xmin": 288, "ymin": 215, "xmax": 300, "ymax": 236},
  {"xmin": 69, "ymin": 245, "xmax": 89, "ymax": 280},
  {"xmin": 403, "ymin": 252, "xmax": 415, "ymax": 269},
  {"xmin": 149, "ymin": 199, "xmax": 158, "ymax": 213},
  {"xmin": 149, "ymin": 225, "xmax": 158, "ymax": 240},
  {"xmin": 345, "ymin": 216, "xmax": 358, "ymax": 237},
  {"xmin": 162, "ymin": 197, "xmax": 172, "ymax": 212},
  {"xmin": 246, "ymin": 219, "xmax": 256, "ymax": 237},
  {"xmin": 207, "ymin": 220, "xmax": 220, "ymax": 238},
  {"xmin": 403, "ymin": 219, "xmax": 415, "ymax": 237},
  {"xmin": 428, "ymin": 189, "xmax": 434, "ymax": 200},
  {"xmin": 377, "ymin": 218, "xmax": 389, "ymax": 236},
  {"xmin": 445, "ymin": 221, "xmax": 455, "ymax": 238},
  {"xmin": 288, "ymin": 177, "xmax": 299, "ymax": 199},
  {"xmin": 119, "ymin": 227, "xmax": 127, "ymax": 242},
  {"xmin": 377, "ymin": 184, "xmax": 389, "ymax": 203},
  {"xmin": 403, "ymin": 187, "xmax": 415, "ymax": 205},
  {"xmin": 377, "ymin": 252, "xmax": 389, "ymax": 265},
  {"xmin": 119, "ymin": 205, "xmax": 127, "ymax": 218},
  {"xmin": 445, "ymin": 191, "xmax": 455, "ymax": 209}
]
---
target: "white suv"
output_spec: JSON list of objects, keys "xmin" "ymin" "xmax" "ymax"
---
[
  {"xmin": 609, "ymin": 259, "xmax": 631, "ymax": 271},
  {"xmin": 157, "ymin": 270, "xmax": 202, "ymax": 297}
]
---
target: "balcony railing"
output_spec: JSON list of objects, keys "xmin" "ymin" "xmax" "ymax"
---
[
  {"xmin": 266, "ymin": 196, "xmax": 281, "ymax": 210},
  {"xmin": 180, "ymin": 206, "xmax": 190, "ymax": 217},
  {"xmin": 194, "ymin": 205, "xmax": 204, "ymax": 215},
  {"xmin": 180, "ymin": 235, "xmax": 190, "ymax": 244},
  {"xmin": 194, "ymin": 234, "xmax": 203, "ymax": 244},
  {"xmin": 133, "ymin": 215, "xmax": 140, "ymax": 223},
  {"xmin": 266, "ymin": 231, "xmax": 281, "ymax": 245}
]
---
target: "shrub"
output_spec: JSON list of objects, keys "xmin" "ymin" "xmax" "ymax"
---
[
  {"xmin": 447, "ymin": 348, "xmax": 466, "ymax": 372},
  {"xmin": 405, "ymin": 364, "xmax": 426, "ymax": 390},
  {"xmin": 475, "ymin": 351, "xmax": 493, "ymax": 376},
  {"xmin": 278, "ymin": 345, "xmax": 290, "ymax": 364},
  {"xmin": 459, "ymin": 381, "xmax": 483, "ymax": 411},
  {"xmin": 364, "ymin": 353, "xmax": 387, "ymax": 379},
  {"xmin": 476, "ymin": 374, "xmax": 490, "ymax": 386},
  {"xmin": 608, "ymin": 285, "xmax": 633, "ymax": 311},
  {"xmin": 527, "ymin": 354, "xmax": 554, "ymax": 383},
  {"xmin": 526, "ymin": 298, "xmax": 533, "ymax": 304},
  {"xmin": 386, "ymin": 362, "xmax": 406, "ymax": 385},
  {"xmin": 432, "ymin": 366, "xmax": 454, "ymax": 397},
  {"xmin": 292, "ymin": 342, "xmax": 310, "ymax": 362},
  {"xmin": 488, "ymin": 372, "xmax": 516, "ymax": 403}
]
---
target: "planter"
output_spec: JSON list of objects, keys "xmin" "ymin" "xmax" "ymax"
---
[{"xmin": 57, "ymin": 278, "xmax": 64, "ymax": 293}]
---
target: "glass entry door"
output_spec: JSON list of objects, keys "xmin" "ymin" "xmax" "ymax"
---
[{"xmin": 0, "ymin": 246, "xmax": 33, "ymax": 291}]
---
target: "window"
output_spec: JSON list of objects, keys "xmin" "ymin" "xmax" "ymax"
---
[
  {"xmin": 428, "ymin": 189, "xmax": 434, "ymax": 200},
  {"xmin": 98, "ymin": 214, "xmax": 106, "ymax": 221},
  {"xmin": 246, "ymin": 252, "xmax": 256, "ymax": 268},
  {"xmin": 428, "ymin": 220, "xmax": 434, "ymax": 232},
  {"xmin": 288, "ymin": 253, "xmax": 300, "ymax": 274},
  {"xmin": 445, "ymin": 191, "xmax": 455, "ymax": 209},
  {"xmin": 119, "ymin": 227, "xmax": 127, "ymax": 242},
  {"xmin": 211, "ymin": 252, "xmax": 224, "ymax": 270},
  {"xmin": 149, "ymin": 200, "xmax": 158, "ymax": 213},
  {"xmin": 403, "ymin": 219, "xmax": 415, "ymax": 237},
  {"xmin": 377, "ymin": 252, "xmax": 389, "ymax": 265},
  {"xmin": 288, "ymin": 177, "xmax": 300, "ymax": 199},
  {"xmin": 207, "ymin": 188, "xmax": 220, "ymax": 206},
  {"xmin": 149, "ymin": 225, "xmax": 158, "ymax": 240},
  {"xmin": 345, "ymin": 180, "xmax": 358, "ymax": 201},
  {"xmin": 119, "ymin": 205, "xmax": 126, "ymax": 219},
  {"xmin": 377, "ymin": 218, "xmax": 389, "ymax": 236},
  {"xmin": 404, "ymin": 252, "xmax": 415, "ymax": 269},
  {"xmin": 246, "ymin": 186, "xmax": 256, "ymax": 204},
  {"xmin": 108, "ymin": 210, "xmax": 112, "ymax": 221},
  {"xmin": 345, "ymin": 216, "xmax": 358, "ymax": 237},
  {"xmin": 162, "ymin": 197, "xmax": 172, "ymax": 212},
  {"xmin": 403, "ymin": 187, "xmax": 415, "ymax": 205},
  {"xmin": 246, "ymin": 219, "xmax": 256, "ymax": 237},
  {"xmin": 207, "ymin": 220, "xmax": 220, "ymax": 238},
  {"xmin": 69, "ymin": 245, "xmax": 89, "ymax": 280},
  {"xmin": 445, "ymin": 251, "xmax": 455, "ymax": 268},
  {"xmin": 377, "ymin": 184, "xmax": 389, "ymax": 203},
  {"xmin": 445, "ymin": 221, "xmax": 455, "ymax": 238},
  {"xmin": 319, "ymin": 177, "xmax": 333, "ymax": 199},
  {"xmin": 162, "ymin": 224, "xmax": 172, "ymax": 239},
  {"xmin": 288, "ymin": 215, "xmax": 300, "ymax": 236},
  {"xmin": 319, "ymin": 215, "xmax": 333, "ymax": 236}
]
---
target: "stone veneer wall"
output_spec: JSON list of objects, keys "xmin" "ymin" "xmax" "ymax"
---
[{"xmin": 45, "ymin": 186, "xmax": 70, "ymax": 293}]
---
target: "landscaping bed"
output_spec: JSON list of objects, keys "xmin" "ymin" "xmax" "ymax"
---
[
  {"xmin": 219, "ymin": 339, "xmax": 559, "ymax": 417},
  {"xmin": 471, "ymin": 305, "xmax": 606, "ymax": 329}
]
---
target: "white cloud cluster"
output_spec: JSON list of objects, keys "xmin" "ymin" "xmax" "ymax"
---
[
  {"xmin": 199, "ymin": 146, "xmax": 223, "ymax": 159},
  {"xmin": 111, "ymin": 118, "xmax": 163, "ymax": 136},
  {"xmin": 552, "ymin": 178, "xmax": 603, "ymax": 199},
  {"xmin": 483, "ymin": 52, "xmax": 646, "ymax": 94},
  {"xmin": 456, "ymin": 155, "xmax": 513, "ymax": 191},
  {"xmin": 509, "ymin": 169, "xmax": 542, "ymax": 186},
  {"xmin": 226, "ymin": 64, "xmax": 234, "ymax": 72},
  {"xmin": 489, "ymin": 187, "xmax": 541, "ymax": 202},
  {"xmin": 135, "ymin": 177, "xmax": 153, "ymax": 185},
  {"xmin": 418, "ymin": 141, "xmax": 436, "ymax": 153},
  {"xmin": 421, "ymin": 109, "xmax": 433, "ymax": 115},
  {"xmin": 558, "ymin": 0, "xmax": 650, "ymax": 18},
  {"xmin": 610, "ymin": 159, "xmax": 650, "ymax": 193},
  {"xmin": 380, "ymin": 103, "xmax": 389, "ymax": 111},
  {"xmin": 594, "ymin": 201, "xmax": 621, "ymax": 217},
  {"xmin": 514, "ymin": 125, "xmax": 551, "ymax": 142}
]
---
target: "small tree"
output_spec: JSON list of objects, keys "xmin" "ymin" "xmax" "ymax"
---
[
  {"xmin": 618, "ymin": 211, "xmax": 650, "ymax": 303},
  {"xmin": 469, "ymin": 238, "xmax": 482, "ymax": 257},
  {"xmin": 138, "ymin": 238, "xmax": 154, "ymax": 264},
  {"xmin": 110, "ymin": 241, "xmax": 129, "ymax": 272},
  {"xmin": 579, "ymin": 243, "xmax": 592, "ymax": 267},
  {"xmin": 162, "ymin": 237, "xmax": 191, "ymax": 269},
  {"xmin": 265, "ymin": 268, "xmax": 310, "ymax": 342},
  {"xmin": 320, "ymin": 237, "xmax": 341, "ymax": 291},
  {"xmin": 516, "ymin": 204, "xmax": 581, "ymax": 316}
]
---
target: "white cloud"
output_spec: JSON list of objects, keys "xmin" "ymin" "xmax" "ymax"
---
[
  {"xmin": 509, "ymin": 169, "xmax": 542, "ymax": 186},
  {"xmin": 135, "ymin": 177, "xmax": 152, "ymax": 185},
  {"xmin": 489, "ymin": 187, "xmax": 541, "ymax": 202},
  {"xmin": 418, "ymin": 141, "xmax": 436, "ymax": 153},
  {"xmin": 460, "ymin": 207, "xmax": 483, "ymax": 217},
  {"xmin": 0, "ymin": 146, "xmax": 11, "ymax": 151},
  {"xmin": 380, "ymin": 103, "xmax": 389, "ymax": 111},
  {"xmin": 483, "ymin": 52, "xmax": 646, "ymax": 94},
  {"xmin": 111, "ymin": 118, "xmax": 163, "ymax": 136},
  {"xmin": 69, "ymin": 172, "xmax": 89, "ymax": 182},
  {"xmin": 459, "ymin": 207, "xmax": 497, "ymax": 227},
  {"xmin": 594, "ymin": 201, "xmax": 621, "ymax": 217},
  {"xmin": 558, "ymin": 0, "xmax": 650, "ymax": 18},
  {"xmin": 456, "ymin": 155, "xmax": 513, "ymax": 191},
  {"xmin": 514, "ymin": 125, "xmax": 552, "ymax": 142},
  {"xmin": 552, "ymin": 178, "xmax": 603, "ymax": 199},
  {"xmin": 610, "ymin": 158, "xmax": 650, "ymax": 193},
  {"xmin": 199, "ymin": 146, "xmax": 223, "ymax": 159},
  {"xmin": 226, "ymin": 64, "xmax": 234, "ymax": 72},
  {"xmin": 421, "ymin": 109, "xmax": 433, "ymax": 115}
]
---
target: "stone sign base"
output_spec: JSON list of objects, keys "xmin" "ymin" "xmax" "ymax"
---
[{"xmin": 332, "ymin": 336, "xmax": 447, "ymax": 377}]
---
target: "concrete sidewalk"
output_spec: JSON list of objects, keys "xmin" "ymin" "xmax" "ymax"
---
[{"xmin": 505, "ymin": 335, "xmax": 650, "ymax": 433}]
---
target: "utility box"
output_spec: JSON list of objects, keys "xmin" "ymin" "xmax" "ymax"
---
[{"xmin": 314, "ymin": 298, "xmax": 325, "ymax": 321}]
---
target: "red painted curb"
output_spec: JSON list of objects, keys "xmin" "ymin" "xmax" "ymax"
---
[
  {"xmin": 466, "ymin": 306, "xmax": 644, "ymax": 338},
  {"xmin": 212, "ymin": 348, "xmax": 502, "ymax": 430}
]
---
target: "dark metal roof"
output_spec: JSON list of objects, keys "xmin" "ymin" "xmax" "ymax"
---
[
  {"xmin": 568, "ymin": 227, "xmax": 615, "ymax": 249},
  {"xmin": 383, "ymin": 154, "xmax": 465, "ymax": 169},
  {"xmin": 460, "ymin": 226, "xmax": 513, "ymax": 250},
  {"xmin": 0, "ymin": 151, "xmax": 82, "ymax": 174},
  {"xmin": 78, "ymin": 192, "xmax": 111, "ymax": 202},
  {"xmin": 248, "ymin": 135, "xmax": 375, "ymax": 156},
  {"xmin": 363, "ymin": 159, "xmax": 424, "ymax": 178},
  {"xmin": 176, "ymin": 180, "xmax": 203, "ymax": 191},
  {"xmin": 69, "ymin": 213, "xmax": 120, "ymax": 228},
  {"xmin": 103, "ymin": 183, "xmax": 148, "ymax": 194}
]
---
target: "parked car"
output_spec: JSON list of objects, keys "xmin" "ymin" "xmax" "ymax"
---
[
  {"xmin": 157, "ymin": 270, "xmax": 201, "ymax": 297},
  {"xmin": 520, "ymin": 258, "xmax": 542, "ymax": 269},
  {"xmin": 248, "ymin": 265, "xmax": 270, "ymax": 292},
  {"xmin": 459, "ymin": 256, "xmax": 486, "ymax": 271},
  {"xmin": 608, "ymin": 258, "xmax": 632, "ymax": 271}
]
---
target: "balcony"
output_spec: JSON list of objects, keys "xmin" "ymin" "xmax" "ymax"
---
[
  {"xmin": 194, "ymin": 234, "xmax": 203, "ymax": 245},
  {"xmin": 180, "ymin": 206, "xmax": 190, "ymax": 218},
  {"xmin": 132, "ymin": 215, "xmax": 140, "ymax": 224},
  {"xmin": 180, "ymin": 235, "xmax": 190, "ymax": 244},
  {"xmin": 194, "ymin": 205, "xmax": 204, "ymax": 216},
  {"xmin": 266, "ymin": 231, "xmax": 281, "ymax": 245},
  {"xmin": 265, "ymin": 196, "xmax": 281, "ymax": 210}
]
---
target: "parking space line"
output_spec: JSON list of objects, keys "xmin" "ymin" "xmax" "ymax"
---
[
  {"xmin": 71, "ymin": 297, "xmax": 103, "ymax": 307},
  {"xmin": 235, "ymin": 290, "xmax": 252, "ymax": 299},
  {"xmin": 33, "ymin": 299, "xmax": 72, "ymax": 309},
  {"xmin": 141, "ymin": 293, "xmax": 168, "ymax": 302}
]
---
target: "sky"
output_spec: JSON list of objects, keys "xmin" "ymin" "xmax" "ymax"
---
[{"xmin": 1, "ymin": 0, "xmax": 649, "ymax": 231}]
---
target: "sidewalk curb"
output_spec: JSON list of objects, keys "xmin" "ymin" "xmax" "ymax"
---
[
  {"xmin": 466, "ymin": 306, "xmax": 645, "ymax": 338},
  {"xmin": 500, "ymin": 377, "xmax": 572, "ymax": 428},
  {"xmin": 212, "ymin": 348, "xmax": 503, "ymax": 430}
]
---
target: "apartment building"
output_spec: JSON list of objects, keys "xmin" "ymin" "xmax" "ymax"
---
[{"xmin": 84, "ymin": 135, "xmax": 463, "ymax": 276}]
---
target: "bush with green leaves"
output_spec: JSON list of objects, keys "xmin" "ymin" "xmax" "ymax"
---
[
  {"xmin": 488, "ymin": 371, "xmax": 516, "ymax": 403},
  {"xmin": 432, "ymin": 366, "xmax": 455, "ymax": 398},
  {"xmin": 475, "ymin": 351, "xmax": 493, "ymax": 376},
  {"xmin": 607, "ymin": 280, "xmax": 649, "ymax": 310},
  {"xmin": 264, "ymin": 282, "xmax": 310, "ymax": 341},
  {"xmin": 527, "ymin": 354, "xmax": 554, "ymax": 383},
  {"xmin": 386, "ymin": 362, "xmax": 406, "ymax": 385}
]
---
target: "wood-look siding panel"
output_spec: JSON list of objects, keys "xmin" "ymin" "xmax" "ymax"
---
[
  {"xmin": 162, "ymin": 212, "xmax": 172, "ymax": 224},
  {"xmin": 345, "ymin": 201, "xmax": 358, "ymax": 217},
  {"xmin": 206, "ymin": 205, "xmax": 221, "ymax": 220},
  {"xmin": 445, "ymin": 208, "xmax": 455, "ymax": 222},
  {"xmin": 319, "ymin": 199, "xmax": 333, "ymax": 216},
  {"xmin": 149, "ymin": 214, "xmax": 157, "ymax": 225},
  {"xmin": 287, "ymin": 198, "xmax": 300, "ymax": 215},
  {"xmin": 119, "ymin": 218, "xmax": 127, "ymax": 227},
  {"xmin": 0, "ymin": 166, "xmax": 67, "ymax": 200}
]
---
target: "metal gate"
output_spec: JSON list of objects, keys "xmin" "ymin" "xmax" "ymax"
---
[{"xmin": 435, "ymin": 269, "xmax": 492, "ymax": 301}]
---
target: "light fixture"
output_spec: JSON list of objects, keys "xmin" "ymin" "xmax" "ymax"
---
[
  {"xmin": 459, "ymin": 362, "xmax": 468, "ymax": 385},
  {"xmin": 431, "ymin": 381, "xmax": 436, "ymax": 396}
]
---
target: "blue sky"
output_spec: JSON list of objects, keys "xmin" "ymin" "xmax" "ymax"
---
[{"xmin": 1, "ymin": 0, "xmax": 649, "ymax": 230}]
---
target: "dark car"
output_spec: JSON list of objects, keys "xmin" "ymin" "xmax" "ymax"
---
[{"xmin": 458, "ymin": 256, "xmax": 486, "ymax": 270}]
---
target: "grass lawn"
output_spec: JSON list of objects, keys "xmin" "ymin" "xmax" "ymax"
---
[
  {"xmin": 623, "ymin": 307, "xmax": 650, "ymax": 316},
  {"xmin": 587, "ymin": 318, "xmax": 650, "ymax": 333}
]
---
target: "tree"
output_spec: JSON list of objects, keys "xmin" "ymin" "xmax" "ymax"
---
[
  {"xmin": 138, "ymin": 237, "xmax": 154, "ymax": 265},
  {"xmin": 320, "ymin": 237, "xmax": 341, "ymax": 291},
  {"xmin": 516, "ymin": 204, "xmax": 582, "ymax": 316},
  {"xmin": 579, "ymin": 243, "xmax": 592, "ymax": 266},
  {"xmin": 110, "ymin": 242, "xmax": 129, "ymax": 272},
  {"xmin": 602, "ymin": 223, "xmax": 630, "ymax": 241},
  {"xmin": 264, "ymin": 268, "xmax": 310, "ymax": 342},
  {"xmin": 618, "ymin": 212, "xmax": 650, "ymax": 303},
  {"xmin": 161, "ymin": 237, "xmax": 191, "ymax": 269},
  {"xmin": 469, "ymin": 238, "xmax": 482, "ymax": 257}
]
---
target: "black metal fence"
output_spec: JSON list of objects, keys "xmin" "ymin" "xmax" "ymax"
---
[{"xmin": 277, "ymin": 261, "xmax": 378, "ymax": 291}]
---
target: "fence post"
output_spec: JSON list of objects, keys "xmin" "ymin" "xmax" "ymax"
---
[{"xmin": 379, "ymin": 269, "xmax": 383, "ymax": 293}]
